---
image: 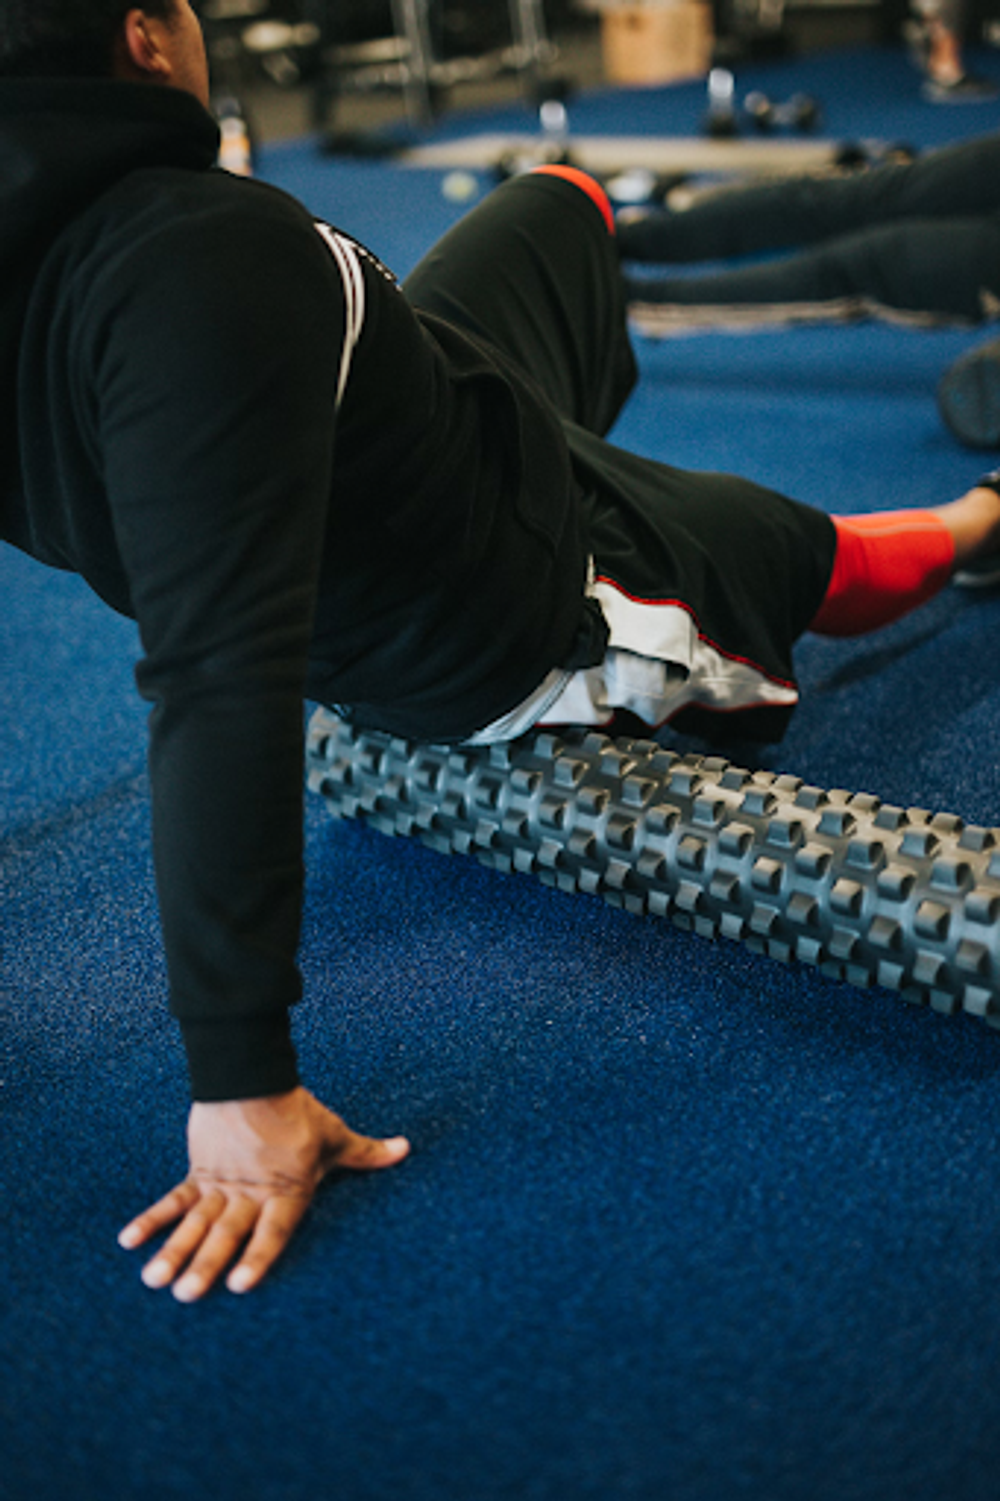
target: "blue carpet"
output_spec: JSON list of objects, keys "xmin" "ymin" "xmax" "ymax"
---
[{"xmin": 5, "ymin": 45, "xmax": 1000, "ymax": 1501}]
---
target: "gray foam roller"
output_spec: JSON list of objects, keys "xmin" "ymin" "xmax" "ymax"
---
[{"xmin": 306, "ymin": 706, "xmax": 1000, "ymax": 1026}]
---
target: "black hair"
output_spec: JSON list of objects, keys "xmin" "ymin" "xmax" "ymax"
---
[{"xmin": 0, "ymin": 0, "xmax": 178, "ymax": 78}]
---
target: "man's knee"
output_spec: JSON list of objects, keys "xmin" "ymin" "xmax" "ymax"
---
[{"xmin": 528, "ymin": 165, "xmax": 616, "ymax": 236}]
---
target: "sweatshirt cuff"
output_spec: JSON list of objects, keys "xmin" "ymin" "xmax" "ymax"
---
[{"xmin": 178, "ymin": 1012, "xmax": 301, "ymax": 1102}]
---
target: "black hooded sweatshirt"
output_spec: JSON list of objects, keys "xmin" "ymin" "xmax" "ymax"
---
[{"xmin": 1, "ymin": 79, "xmax": 591, "ymax": 1099}]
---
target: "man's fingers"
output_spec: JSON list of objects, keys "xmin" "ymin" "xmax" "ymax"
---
[
  {"xmin": 169, "ymin": 1194, "xmax": 266, "ymax": 1303},
  {"xmin": 118, "ymin": 1179, "xmax": 201, "ymax": 1249},
  {"xmin": 158, "ymin": 1190, "xmax": 314, "ymax": 1301},
  {"xmin": 225, "ymin": 1192, "xmax": 315, "ymax": 1295},
  {"xmin": 138, "ymin": 1187, "xmax": 230, "ymax": 1290}
]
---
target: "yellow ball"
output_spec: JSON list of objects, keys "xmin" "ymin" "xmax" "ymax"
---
[{"xmin": 441, "ymin": 170, "xmax": 480, "ymax": 203}]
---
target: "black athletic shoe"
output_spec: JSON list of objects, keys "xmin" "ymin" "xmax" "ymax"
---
[
  {"xmin": 938, "ymin": 338, "xmax": 1000, "ymax": 450},
  {"xmin": 953, "ymin": 468, "xmax": 1000, "ymax": 587},
  {"xmin": 953, "ymin": 552, "xmax": 1000, "ymax": 588}
]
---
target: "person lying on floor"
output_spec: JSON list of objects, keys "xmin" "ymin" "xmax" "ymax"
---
[
  {"xmin": 618, "ymin": 132, "xmax": 1000, "ymax": 449},
  {"xmin": 4, "ymin": 0, "xmax": 1000, "ymax": 1303}
]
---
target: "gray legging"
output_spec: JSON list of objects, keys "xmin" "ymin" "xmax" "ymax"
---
[{"xmin": 619, "ymin": 133, "xmax": 1000, "ymax": 324}]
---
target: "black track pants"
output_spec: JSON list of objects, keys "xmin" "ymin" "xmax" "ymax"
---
[
  {"xmin": 621, "ymin": 133, "xmax": 1000, "ymax": 322},
  {"xmin": 404, "ymin": 170, "xmax": 638, "ymax": 432}
]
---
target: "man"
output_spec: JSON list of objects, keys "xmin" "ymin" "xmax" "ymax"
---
[
  {"xmin": 5, "ymin": 0, "xmax": 1000, "ymax": 1302},
  {"xmin": 618, "ymin": 133, "xmax": 1000, "ymax": 448}
]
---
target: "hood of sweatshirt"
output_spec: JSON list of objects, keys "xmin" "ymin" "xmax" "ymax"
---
[{"xmin": 0, "ymin": 77, "xmax": 219, "ymax": 509}]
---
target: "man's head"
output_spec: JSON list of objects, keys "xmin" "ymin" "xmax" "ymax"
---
[{"xmin": 0, "ymin": 2, "xmax": 210, "ymax": 106}]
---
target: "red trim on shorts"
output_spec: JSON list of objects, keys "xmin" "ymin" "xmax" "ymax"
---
[
  {"xmin": 529, "ymin": 165, "xmax": 616, "ymax": 235},
  {"xmin": 810, "ymin": 511, "xmax": 955, "ymax": 637},
  {"xmin": 592, "ymin": 572, "xmax": 798, "ymax": 690}
]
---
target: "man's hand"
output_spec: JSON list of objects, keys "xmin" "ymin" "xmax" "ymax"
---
[{"xmin": 118, "ymin": 1087, "xmax": 409, "ymax": 1302}]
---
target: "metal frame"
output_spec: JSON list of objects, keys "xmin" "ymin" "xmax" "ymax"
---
[{"xmin": 309, "ymin": 0, "xmax": 557, "ymax": 135}]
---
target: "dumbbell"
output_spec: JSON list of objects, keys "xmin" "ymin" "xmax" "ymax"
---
[
  {"xmin": 744, "ymin": 90, "xmax": 821, "ymax": 133},
  {"xmin": 704, "ymin": 68, "xmax": 739, "ymax": 137},
  {"xmin": 834, "ymin": 140, "xmax": 919, "ymax": 172}
]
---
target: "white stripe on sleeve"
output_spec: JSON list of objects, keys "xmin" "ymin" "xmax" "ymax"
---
[{"xmin": 313, "ymin": 222, "xmax": 366, "ymax": 407}]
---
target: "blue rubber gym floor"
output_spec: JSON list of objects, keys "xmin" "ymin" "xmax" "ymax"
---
[{"xmin": 4, "ymin": 41, "xmax": 1000, "ymax": 1501}]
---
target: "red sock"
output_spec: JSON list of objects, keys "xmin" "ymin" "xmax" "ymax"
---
[
  {"xmin": 529, "ymin": 165, "xmax": 616, "ymax": 235},
  {"xmin": 810, "ymin": 511, "xmax": 955, "ymax": 637}
]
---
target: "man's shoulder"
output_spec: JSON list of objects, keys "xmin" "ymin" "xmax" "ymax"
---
[
  {"xmin": 91, "ymin": 164, "xmax": 313, "ymax": 242},
  {"xmin": 58, "ymin": 166, "xmax": 327, "ymax": 311}
]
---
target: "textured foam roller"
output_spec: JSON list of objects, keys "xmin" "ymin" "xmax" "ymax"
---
[{"xmin": 306, "ymin": 706, "xmax": 1000, "ymax": 1026}]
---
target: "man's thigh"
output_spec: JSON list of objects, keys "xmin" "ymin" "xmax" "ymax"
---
[{"xmin": 403, "ymin": 171, "xmax": 637, "ymax": 434}]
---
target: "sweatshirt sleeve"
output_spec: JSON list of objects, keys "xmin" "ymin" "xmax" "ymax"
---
[{"xmin": 89, "ymin": 186, "xmax": 347, "ymax": 1100}]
